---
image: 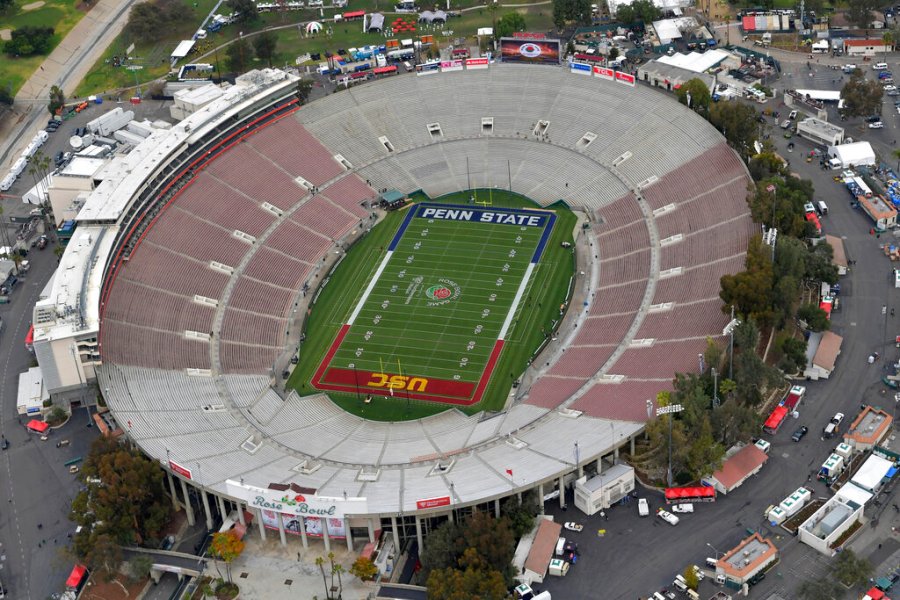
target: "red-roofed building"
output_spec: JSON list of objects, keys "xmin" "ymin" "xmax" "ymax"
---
[
  {"xmin": 843, "ymin": 39, "xmax": 892, "ymax": 56},
  {"xmin": 716, "ymin": 533, "xmax": 778, "ymax": 586},
  {"xmin": 523, "ymin": 519, "xmax": 563, "ymax": 583},
  {"xmin": 704, "ymin": 444, "xmax": 769, "ymax": 494}
]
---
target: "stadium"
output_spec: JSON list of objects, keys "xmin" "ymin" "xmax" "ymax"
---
[{"xmin": 34, "ymin": 63, "xmax": 754, "ymax": 557}]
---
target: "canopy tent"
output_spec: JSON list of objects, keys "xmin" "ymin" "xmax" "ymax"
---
[
  {"xmin": 828, "ymin": 141, "xmax": 876, "ymax": 168},
  {"xmin": 851, "ymin": 454, "xmax": 894, "ymax": 492},
  {"xmin": 66, "ymin": 564, "xmax": 87, "ymax": 589},
  {"xmin": 794, "ymin": 88, "xmax": 842, "ymax": 102},
  {"xmin": 27, "ymin": 419, "xmax": 49, "ymax": 433},
  {"xmin": 664, "ymin": 486, "xmax": 716, "ymax": 501},
  {"xmin": 419, "ymin": 10, "xmax": 447, "ymax": 23},
  {"xmin": 764, "ymin": 405, "xmax": 788, "ymax": 429},
  {"xmin": 366, "ymin": 13, "xmax": 385, "ymax": 31},
  {"xmin": 306, "ymin": 21, "xmax": 323, "ymax": 33}
]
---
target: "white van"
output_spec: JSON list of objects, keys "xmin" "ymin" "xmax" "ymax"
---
[
  {"xmin": 673, "ymin": 574, "xmax": 689, "ymax": 592},
  {"xmin": 555, "ymin": 537, "xmax": 566, "ymax": 556},
  {"xmin": 638, "ymin": 498, "xmax": 649, "ymax": 516},
  {"xmin": 875, "ymin": 62, "xmax": 889, "ymax": 70},
  {"xmin": 705, "ymin": 557, "xmax": 718, "ymax": 568},
  {"xmin": 823, "ymin": 422, "xmax": 837, "ymax": 438},
  {"xmin": 817, "ymin": 200, "xmax": 828, "ymax": 215}
]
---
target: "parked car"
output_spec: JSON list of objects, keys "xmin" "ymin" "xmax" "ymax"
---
[
  {"xmin": 791, "ymin": 425, "xmax": 809, "ymax": 442},
  {"xmin": 869, "ymin": 121, "xmax": 884, "ymax": 129},
  {"xmin": 657, "ymin": 508, "xmax": 679, "ymax": 526},
  {"xmin": 638, "ymin": 498, "xmax": 649, "ymax": 516},
  {"xmin": 672, "ymin": 503, "xmax": 694, "ymax": 513}
]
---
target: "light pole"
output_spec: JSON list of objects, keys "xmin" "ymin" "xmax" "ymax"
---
[
  {"xmin": 722, "ymin": 308, "xmax": 740, "ymax": 381},
  {"xmin": 656, "ymin": 404, "xmax": 684, "ymax": 487},
  {"xmin": 712, "ymin": 368, "xmax": 719, "ymax": 408},
  {"xmin": 706, "ymin": 542, "xmax": 722, "ymax": 559}
]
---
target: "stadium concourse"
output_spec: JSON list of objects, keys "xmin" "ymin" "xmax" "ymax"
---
[{"xmin": 81, "ymin": 63, "xmax": 754, "ymax": 553}]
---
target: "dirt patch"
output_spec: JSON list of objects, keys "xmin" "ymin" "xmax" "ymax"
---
[
  {"xmin": 81, "ymin": 576, "xmax": 148, "ymax": 600},
  {"xmin": 21, "ymin": 1, "xmax": 46, "ymax": 10},
  {"xmin": 0, "ymin": 29, "xmax": 10, "ymax": 42}
]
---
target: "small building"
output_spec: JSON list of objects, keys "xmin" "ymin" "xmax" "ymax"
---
[
  {"xmin": 705, "ymin": 444, "xmax": 768, "ymax": 494},
  {"xmin": 850, "ymin": 453, "xmax": 894, "ymax": 493},
  {"xmin": 825, "ymin": 234, "xmax": 848, "ymax": 275},
  {"xmin": 834, "ymin": 481, "xmax": 873, "ymax": 509},
  {"xmin": 170, "ymin": 84, "xmax": 226, "ymax": 121},
  {"xmin": 637, "ymin": 60, "xmax": 715, "ymax": 93},
  {"xmin": 844, "ymin": 406, "xmax": 894, "ymax": 451},
  {"xmin": 843, "ymin": 38, "xmax": 893, "ymax": 56},
  {"xmin": 828, "ymin": 141, "xmax": 876, "ymax": 168},
  {"xmin": 170, "ymin": 39, "xmax": 196, "ymax": 68},
  {"xmin": 716, "ymin": 533, "xmax": 778, "ymax": 586},
  {"xmin": 857, "ymin": 195, "xmax": 898, "ymax": 230},
  {"xmin": 574, "ymin": 464, "xmax": 634, "ymax": 515},
  {"xmin": 796, "ymin": 117, "xmax": 844, "ymax": 146},
  {"xmin": 798, "ymin": 495, "xmax": 863, "ymax": 555},
  {"xmin": 804, "ymin": 330, "xmax": 843, "ymax": 380},
  {"xmin": 522, "ymin": 518, "xmax": 562, "ymax": 584},
  {"xmin": 16, "ymin": 366, "xmax": 48, "ymax": 416}
]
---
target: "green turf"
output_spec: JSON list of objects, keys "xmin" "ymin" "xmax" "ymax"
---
[
  {"xmin": 288, "ymin": 190, "xmax": 576, "ymax": 422},
  {"xmin": 0, "ymin": 0, "xmax": 88, "ymax": 97}
]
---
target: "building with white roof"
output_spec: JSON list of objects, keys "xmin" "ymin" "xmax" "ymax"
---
[
  {"xmin": 798, "ymin": 495, "xmax": 863, "ymax": 555},
  {"xmin": 607, "ymin": 0, "xmax": 690, "ymax": 17},
  {"xmin": 850, "ymin": 453, "xmax": 894, "ymax": 493},
  {"xmin": 656, "ymin": 49, "xmax": 736, "ymax": 73}
]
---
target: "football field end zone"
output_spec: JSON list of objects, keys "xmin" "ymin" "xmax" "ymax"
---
[{"xmin": 311, "ymin": 202, "xmax": 555, "ymax": 405}]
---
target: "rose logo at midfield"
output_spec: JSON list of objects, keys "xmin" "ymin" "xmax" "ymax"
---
[
  {"xmin": 425, "ymin": 279, "xmax": 461, "ymax": 306},
  {"xmin": 519, "ymin": 43, "xmax": 543, "ymax": 58}
]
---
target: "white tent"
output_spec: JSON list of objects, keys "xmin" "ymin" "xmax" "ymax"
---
[
  {"xmin": 366, "ymin": 13, "xmax": 385, "ymax": 31},
  {"xmin": 827, "ymin": 141, "xmax": 876, "ymax": 168},
  {"xmin": 850, "ymin": 454, "xmax": 893, "ymax": 492},
  {"xmin": 306, "ymin": 21, "xmax": 323, "ymax": 34},
  {"xmin": 419, "ymin": 10, "xmax": 447, "ymax": 23},
  {"xmin": 794, "ymin": 88, "xmax": 841, "ymax": 102},
  {"xmin": 170, "ymin": 40, "xmax": 195, "ymax": 67}
]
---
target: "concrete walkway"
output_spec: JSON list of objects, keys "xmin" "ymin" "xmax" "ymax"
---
[{"xmin": 0, "ymin": 0, "xmax": 140, "ymax": 172}]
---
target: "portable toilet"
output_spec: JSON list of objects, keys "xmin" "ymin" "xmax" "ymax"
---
[
  {"xmin": 548, "ymin": 558, "xmax": 569, "ymax": 577},
  {"xmin": 767, "ymin": 505, "xmax": 787, "ymax": 525},
  {"xmin": 835, "ymin": 442, "xmax": 853, "ymax": 459}
]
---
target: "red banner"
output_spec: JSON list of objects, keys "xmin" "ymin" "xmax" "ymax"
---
[
  {"xmin": 169, "ymin": 460, "xmax": 193, "ymax": 480},
  {"xmin": 593, "ymin": 66, "xmax": 614, "ymax": 80},
  {"xmin": 615, "ymin": 71, "xmax": 636, "ymax": 86},
  {"xmin": 416, "ymin": 496, "xmax": 451, "ymax": 510},
  {"xmin": 513, "ymin": 32, "xmax": 546, "ymax": 39},
  {"xmin": 466, "ymin": 57, "xmax": 489, "ymax": 69}
]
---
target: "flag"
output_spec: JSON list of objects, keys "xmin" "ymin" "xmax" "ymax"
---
[{"xmin": 505, "ymin": 468, "xmax": 513, "ymax": 477}]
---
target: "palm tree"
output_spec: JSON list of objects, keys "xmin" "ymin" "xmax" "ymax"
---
[
  {"xmin": 883, "ymin": 31, "xmax": 894, "ymax": 63},
  {"xmin": 315, "ymin": 556, "xmax": 330, "ymax": 599}
]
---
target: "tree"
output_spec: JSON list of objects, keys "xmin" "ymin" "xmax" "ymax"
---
[
  {"xmin": 500, "ymin": 492, "xmax": 538, "ymax": 538},
  {"xmin": 682, "ymin": 565, "xmax": 699, "ymax": 590},
  {"xmin": 675, "ymin": 78, "xmax": 711, "ymax": 114},
  {"xmin": 3, "ymin": 26, "xmax": 55, "ymax": 56},
  {"xmin": 833, "ymin": 548, "xmax": 873, "ymax": 588},
  {"xmin": 777, "ymin": 335, "xmax": 808, "ymax": 373},
  {"xmin": 883, "ymin": 31, "xmax": 894, "ymax": 61},
  {"xmin": 848, "ymin": 0, "xmax": 880, "ymax": 29},
  {"xmin": 420, "ymin": 511, "xmax": 516, "ymax": 585},
  {"xmin": 719, "ymin": 236, "xmax": 774, "ymax": 323},
  {"xmin": 0, "ymin": 83, "xmax": 11, "ymax": 106},
  {"xmin": 209, "ymin": 531, "xmax": 245, "ymax": 584},
  {"xmin": 253, "ymin": 31, "xmax": 278, "ymax": 68},
  {"xmin": 552, "ymin": 0, "xmax": 568, "ymax": 29},
  {"xmin": 315, "ymin": 556, "xmax": 330, "ymax": 599},
  {"xmin": 551, "ymin": 0, "xmax": 591, "ymax": 28},
  {"xmin": 127, "ymin": 555, "xmax": 153, "ymax": 582},
  {"xmin": 125, "ymin": 0, "xmax": 186, "ymax": 45},
  {"xmin": 797, "ymin": 303, "xmax": 830, "ymax": 332},
  {"xmin": 0, "ymin": 0, "xmax": 14, "ymax": 10},
  {"xmin": 227, "ymin": 0, "xmax": 259, "ymax": 22},
  {"xmin": 748, "ymin": 152, "xmax": 788, "ymax": 181},
  {"xmin": 841, "ymin": 69, "xmax": 883, "ymax": 119},
  {"xmin": 349, "ymin": 556, "xmax": 378, "ymax": 581},
  {"xmin": 496, "ymin": 12, "xmax": 526, "ymax": 38},
  {"xmin": 48, "ymin": 84, "xmax": 65, "ymax": 115},
  {"xmin": 616, "ymin": 0, "xmax": 658, "ymax": 23},
  {"xmin": 225, "ymin": 37, "xmax": 253, "ymax": 73},
  {"xmin": 69, "ymin": 436, "xmax": 170, "ymax": 562},
  {"xmin": 83, "ymin": 533, "xmax": 124, "ymax": 582},
  {"xmin": 709, "ymin": 101, "xmax": 760, "ymax": 158},
  {"xmin": 426, "ymin": 548, "xmax": 508, "ymax": 600},
  {"xmin": 296, "ymin": 78, "xmax": 313, "ymax": 104}
]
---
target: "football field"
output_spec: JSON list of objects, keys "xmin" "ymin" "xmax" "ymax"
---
[{"xmin": 311, "ymin": 203, "xmax": 556, "ymax": 405}]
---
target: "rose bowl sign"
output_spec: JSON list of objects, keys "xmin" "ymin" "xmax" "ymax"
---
[{"xmin": 226, "ymin": 480, "xmax": 367, "ymax": 519}]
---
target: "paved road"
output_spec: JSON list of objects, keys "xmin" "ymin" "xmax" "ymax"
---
[
  {"xmin": 542, "ymin": 75, "xmax": 900, "ymax": 597},
  {"xmin": 0, "ymin": 0, "xmax": 140, "ymax": 173},
  {"xmin": 0, "ymin": 237, "xmax": 100, "ymax": 600}
]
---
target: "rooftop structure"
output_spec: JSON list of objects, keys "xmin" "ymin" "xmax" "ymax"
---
[
  {"xmin": 798, "ymin": 495, "xmax": 862, "ymax": 554},
  {"xmin": 656, "ymin": 49, "xmax": 734, "ymax": 73},
  {"xmin": 706, "ymin": 444, "xmax": 768, "ymax": 493},
  {"xmin": 796, "ymin": 117, "xmax": 844, "ymax": 146},
  {"xmin": 844, "ymin": 406, "xmax": 893, "ymax": 450},
  {"xmin": 717, "ymin": 533, "xmax": 777, "ymax": 584},
  {"xmin": 850, "ymin": 453, "xmax": 894, "ymax": 493}
]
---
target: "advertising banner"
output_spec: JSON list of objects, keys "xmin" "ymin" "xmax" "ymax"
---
[
  {"xmin": 593, "ymin": 66, "xmax": 614, "ymax": 81},
  {"xmin": 465, "ymin": 57, "xmax": 489, "ymax": 69},
  {"xmin": 416, "ymin": 496, "xmax": 451, "ymax": 510},
  {"xmin": 169, "ymin": 460, "xmax": 192, "ymax": 480},
  {"xmin": 499, "ymin": 38, "xmax": 561, "ymax": 65},
  {"xmin": 440, "ymin": 59, "xmax": 464, "ymax": 72},
  {"xmin": 260, "ymin": 511, "xmax": 348, "ymax": 539},
  {"xmin": 615, "ymin": 71, "xmax": 636, "ymax": 87},
  {"xmin": 226, "ymin": 480, "xmax": 367, "ymax": 520},
  {"xmin": 570, "ymin": 62, "xmax": 592, "ymax": 75}
]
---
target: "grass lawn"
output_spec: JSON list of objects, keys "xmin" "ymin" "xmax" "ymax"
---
[
  {"xmin": 74, "ymin": 0, "xmax": 554, "ymax": 96},
  {"xmin": 0, "ymin": 0, "xmax": 88, "ymax": 96},
  {"xmin": 289, "ymin": 191, "xmax": 575, "ymax": 422}
]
